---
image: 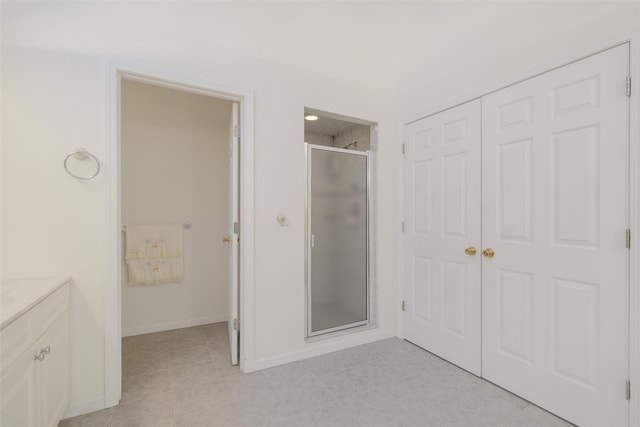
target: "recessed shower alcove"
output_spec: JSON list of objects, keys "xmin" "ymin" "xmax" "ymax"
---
[{"xmin": 304, "ymin": 108, "xmax": 376, "ymax": 338}]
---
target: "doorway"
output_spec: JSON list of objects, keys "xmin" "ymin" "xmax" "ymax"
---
[
  {"xmin": 107, "ymin": 70, "xmax": 250, "ymax": 406},
  {"xmin": 120, "ymin": 78, "xmax": 235, "ymax": 339}
]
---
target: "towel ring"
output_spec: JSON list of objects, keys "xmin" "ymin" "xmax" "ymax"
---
[{"xmin": 64, "ymin": 148, "xmax": 100, "ymax": 180}]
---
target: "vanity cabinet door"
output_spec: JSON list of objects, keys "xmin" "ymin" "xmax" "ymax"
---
[
  {"xmin": 0, "ymin": 345, "xmax": 37, "ymax": 427},
  {"xmin": 37, "ymin": 311, "xmax": 70, "ymax": 427}
]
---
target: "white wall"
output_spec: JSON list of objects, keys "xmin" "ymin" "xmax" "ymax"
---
[
  {"xmin": 121, "ymin": 79, "xmax": 231, "ymax": 336},
  {"xmin": 1, "ymin": 46, "xmax": 108, "ymax": 412},
  {"xmin": 1, "ymin": 2, "xmax": 399, "ymax": 415}
]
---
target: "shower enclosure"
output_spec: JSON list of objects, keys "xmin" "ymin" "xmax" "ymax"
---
[{"xmin": 306, "ymin": 144, "xmax": 370, "ymax": 337}]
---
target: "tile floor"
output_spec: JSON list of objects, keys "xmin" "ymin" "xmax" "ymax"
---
[{"xmin": 59, "ymin": 323, "xmax": 573, "ymax": 427}]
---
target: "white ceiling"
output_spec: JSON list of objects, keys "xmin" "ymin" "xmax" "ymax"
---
[{"xmin": 2, "ymin": 1, "xmax": 638, "ymax": 94}]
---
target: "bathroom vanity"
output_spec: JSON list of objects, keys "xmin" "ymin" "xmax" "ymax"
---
[{"xmin": 1, "ymin": 277, "xmax": 71, "ymax": 427}]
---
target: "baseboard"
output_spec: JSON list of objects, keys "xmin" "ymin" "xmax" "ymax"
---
[
  {"xmin": 122, "ymin": 314, "xmax": 228, "ymax": 337},
  {"xmin": 248, "ymin": 327, "xmax": 393, "ymax": 372},
  {"xmin": 62, "ymin": 397, "xmax": 106, "ymax": 420}
]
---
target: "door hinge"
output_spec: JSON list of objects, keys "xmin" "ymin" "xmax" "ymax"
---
[
  {"xmin": 401, "ymin": 300, "xmax": 405, "ymax": 311},
  {"xmin": 627, "ymin": 76, "xmax": 632, "ymax": 97},
  {"xmin": 626, "ymin": 229, "xmax": 631, "ymax": 249},
  {"xmin": 401, "ymin": 222, "xmax": 405, "ymax": 233},
  {"xmin": 234, "ymin": 222, "xmax": 240, "ymax": 235},
  {"xmin": 234, "ymin": 125, "xmax": 240, "ymax": 138},
  {"xmin": 402, "ymin": 143, "xmax": 405, "ymax": 154},
  {"xmin": 626, "ymin": 381, "xmax": 631, "ymax": 400},
  {"xmin": 233, "ymin": 318, "xmax": 240, "ymax": 331}
]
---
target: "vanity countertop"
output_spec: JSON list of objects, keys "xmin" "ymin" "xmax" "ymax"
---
[{"xmin": 0, "ymin": 277, "xmax": 71, "ymax": 330}]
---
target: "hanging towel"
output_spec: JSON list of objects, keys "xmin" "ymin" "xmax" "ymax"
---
[
  {"xmin": 125, "ymin": 224, "xmax": 183, "ymax": 259},
  {"xmin": 126, "ymin": 258, "xmax": 184, "ymax": 286},
  {"xmin": 125, "ymin": 224, "xmax": 184, "ymax": 286}
]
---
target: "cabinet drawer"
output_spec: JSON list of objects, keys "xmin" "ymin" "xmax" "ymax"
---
[
  {"xmin": 32, "ymin": 285, "xmax": 69, "ymax": 340},
  {"xmin": 0, "ymin": 312, "xmax": 35, "ymax": 377}
]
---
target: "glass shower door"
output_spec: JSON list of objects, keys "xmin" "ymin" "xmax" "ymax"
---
[{"xmin": 306, "ymin": 144, "xmax": 369, "ymax": 336}]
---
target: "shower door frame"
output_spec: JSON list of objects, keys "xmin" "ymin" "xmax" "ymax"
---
[{"xmin": 305, "ymin": 143, "xmax": 372, "ymax": 338}]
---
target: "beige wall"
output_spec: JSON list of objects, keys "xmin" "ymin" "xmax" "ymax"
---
[
  {"xmin": 334, "ymin": 125, "xmax": 370, "ymax": 151},
  {"xmin": 304, "ymin": 131, "xmax": 333, "ymax": 147},
  {"xmin": 305, "ymin": 125, "xmax": 371, "ymax": 151},
  {"xmin": 121, "ymin": 79, "xmax": 232, "ymax": 336}
]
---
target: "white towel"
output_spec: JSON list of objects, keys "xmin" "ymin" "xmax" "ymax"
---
[
  {"xmin": 125, "ymin": 224, "xmax": 183, "ymax": 260},
  {"xmin": 127, "ymin": 258, "xmax": 184, "ymax": 286},
  {"xmin": 125, "ymin": 224, "xmax": 184, "ymax": 286}
]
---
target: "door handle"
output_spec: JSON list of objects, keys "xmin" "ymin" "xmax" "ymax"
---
[
  {"xmin": 464, "ymin": 246, "xmax": 477, "ymax": 256},
  {"xmin": 222, "ymin": 236, "xmax": 231, "ymax": 243},
  {"xmin": 482, "ymin": 248, "xmax": 495, "ymax": 258}
]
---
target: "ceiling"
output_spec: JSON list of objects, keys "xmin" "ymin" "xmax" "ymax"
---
[{"xmin": 2, "ymin": 2, "xmax": 638, "ymax": 94}]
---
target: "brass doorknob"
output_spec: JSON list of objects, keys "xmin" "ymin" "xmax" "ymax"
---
[
  {"xmin": 482, "ymin": 248, "xmax": 495, "ymax": 258},
  {"xmin": 222, "ymin": 236, "xmax": 231, "ymax": 243},
  {"xmin": 464, "ymin": 246, "xmax": 477, "ymax": 256}
]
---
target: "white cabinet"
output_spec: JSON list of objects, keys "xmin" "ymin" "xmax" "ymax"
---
[
  {"xmin": 1, "ymin": 282, "xmax": 70, "ymax": 427},
  {"xmin": 37, "ymin": 311, "xmax": 70, "ymax": 427},
  {"xmin": 1, "ymin": 346, "xmax": 37, "ymax": 427}
]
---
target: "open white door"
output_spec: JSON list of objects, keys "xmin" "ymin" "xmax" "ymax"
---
[{"xmin": 229, "ymin": 102, "xmax": 239, "ymax": 366}]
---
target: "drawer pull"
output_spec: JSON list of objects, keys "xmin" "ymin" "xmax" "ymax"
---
[{"xmin": 34, "ymin": 351, "xmax": 46, "ymax": 362}]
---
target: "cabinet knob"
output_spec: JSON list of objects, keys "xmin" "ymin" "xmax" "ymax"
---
[
  {"xmin": 41, "ymin": 346, "xmax": 51, "ymax": 355},
  {"xmin": 464, "ymin": 246, "xmax": 477, "ymax": 256},
  {"xmin": 34, "ymin": 352, "xmax": 46, "ymax": 362}
]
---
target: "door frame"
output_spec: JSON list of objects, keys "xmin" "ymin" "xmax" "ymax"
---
[
  {"xmin": 104, "ymin": 61, "xmax": 256, "ymax": 407},
  {"xmin": 398, "ymin": 31, "xmax": 640, "ymax": 424}
]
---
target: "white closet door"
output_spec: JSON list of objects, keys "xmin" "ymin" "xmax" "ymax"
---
[
  {"xmin": 482, "ymin": 44, "xmax": 629, "ymax": 426},
  {"xmin": 404, "ymin": 99, "xmax": 482, "ymax": 375}
]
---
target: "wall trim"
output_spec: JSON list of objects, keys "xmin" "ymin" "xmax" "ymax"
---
[
  {"xmin": 398, "ymin": 30, "xmax": 640, "ymax": 425},
  {"xmin": 105, "ymin": 60, "xmax": 256, "ymax": 408},
  {"xmin": 122, "ymin": 315, "xmax": 229, "ymax": 337},
  {"xmin": 62, "ymin": 397, "xmax": 106, "ymax": 420},
  {"xmin": 250, "ymin": 328, "xmax": 394, "ymax": 372}
]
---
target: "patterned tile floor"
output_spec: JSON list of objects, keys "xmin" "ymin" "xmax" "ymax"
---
[{"xmin": 59, "ymin": 323, "xmax": 573, "ymax": 427}]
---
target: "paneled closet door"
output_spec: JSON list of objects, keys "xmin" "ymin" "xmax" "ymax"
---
[
  {"xmin": 403, "ymin": 99, "xmax": 482, "ymax": 375},
  {"xmin": 481, "ymin": 44, "xmax": 629, "ymax": 426}
]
